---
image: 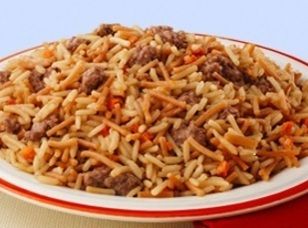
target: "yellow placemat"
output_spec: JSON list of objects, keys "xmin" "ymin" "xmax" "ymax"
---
[{"xmin": 0, "ymin": 193, "xmax": 192, "ymax": 228}]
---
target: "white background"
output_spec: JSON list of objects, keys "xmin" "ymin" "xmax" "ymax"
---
[{"xmin": 0, "ymin": 0, "xmax": 307, "ymax": 60}]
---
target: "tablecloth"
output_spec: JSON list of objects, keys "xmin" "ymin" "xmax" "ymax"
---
[{"xmin": 0, "ymin": 193, "xmax": 192, "ymax": 228}]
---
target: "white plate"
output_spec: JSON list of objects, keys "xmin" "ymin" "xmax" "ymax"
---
[{"xmin": 0, "ymin": 37, "xmax": 307, "ymax": 222}]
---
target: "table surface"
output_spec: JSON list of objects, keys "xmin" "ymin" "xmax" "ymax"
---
[
  {"xmin": 0, "ymin": 0, "xmax": 307, "ymax": 227},
  {"xmin": 0, "ymin": 193, "xmax": 192, "ymax": 228}
]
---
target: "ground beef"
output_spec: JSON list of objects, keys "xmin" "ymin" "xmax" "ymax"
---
[
  {"xmin": 66, "ymin": 37, "xmax": 90, "ymax": 53},
  {"xmin": 201, "ymin": 53, "xmax": 246, "ymax": 86},
  {"xmin": 83, "ymin": 165, "xmax": 111, "ymax": 188},
  {"xmin": 95, "ymin": 24, "xmax": 118, "ymax": 37},
  {"xmin": 0, "ymin": 71, "xmax": 10, "ymax": 84},
  {"xmin": 28, "ymin": 69, "xmax": 45, "ymax": 92},
  {"xmin": 147, "ymin": 26, "xmax": 187, "ymax": 49},
  {"xmin": 104, "ymin": 173, "xmax": 142, "ymax": 196},
  {"xmin": 27, "ymin": 122, "xmax": 47, "ymax": 141},
  {"xmin": 170, "ymin": 122, "xmax": 207, "ymax": 146},
  {"xmin": 45, "ymin": 114, "xmax": 59, "ymax": 128},
  {"xmin": 83, "ymin": 166, "xmax": 142, "ymax": 196},
  {"xmin": 4, "ymin": 117, "xmax": 21, "ymax": 134},
  {"xmin": 80, "ymin": 66, "xmax": 107, "ymax": 94},
  {"xmin": 253, "ymin": 76, "xmax": 274, "ymax": 94},
  {"xmin": 128, "ymin": 45, "xmax": 157, "ymax": 67},
  {"xmin": 27, "ymin": 114, "xmax": 59, "ymax": 141},
  {"xmin": 218, "ymin": 106, "xmax": 240, "ymax": 119},
  {"xmin": 178, "ymin": 91, "xmax": 200, "ymax": 105}
]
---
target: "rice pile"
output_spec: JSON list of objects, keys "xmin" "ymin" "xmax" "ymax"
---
[{"xmin": 0, "ymin": 23, "xmax": 307, "ymax": 197}]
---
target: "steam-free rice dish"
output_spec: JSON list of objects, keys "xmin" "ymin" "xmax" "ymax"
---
[{"xmin": 0, "ymin": 24, "xmax": 307, "ymax": 197}]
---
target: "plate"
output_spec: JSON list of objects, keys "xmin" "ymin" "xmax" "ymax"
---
[{"xmin": 0, "ymin": 36, "xmax": 307, "ymax": 222}]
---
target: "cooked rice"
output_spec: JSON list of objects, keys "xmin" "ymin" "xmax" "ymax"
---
[{"xmin": 0, "ymin": 23, "xmax": 307, "ymax": 197}]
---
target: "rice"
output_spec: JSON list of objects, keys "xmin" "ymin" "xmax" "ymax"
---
[{"xmin": 0, "ymin": 23, "xmax": 306, "ymax": 198}]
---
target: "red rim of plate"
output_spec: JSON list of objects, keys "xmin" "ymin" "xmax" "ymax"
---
[{"xmin": 0, "ymin": 35, "xmax": 307, "ymax": 219}]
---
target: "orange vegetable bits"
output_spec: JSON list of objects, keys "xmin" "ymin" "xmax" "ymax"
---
[
  {"xmin": 20, "ymin": 146, "xmax": 36, "ymax": 162},
  {"xmin": 279, "ymin": 136, "xmax": 294, "ymax": 149},
  {"xmin": 183, "ymin": 54, "xmax": 198, "ymax": 64},
  {"xmin": 280, "ymin": 121, "xmax": 294, "ymax": 135},
  {"xmin": 216, "ymin": 161, "xmax": 230, "ymax": 177},
  {"xmin": 130, "ymin": 124, "xmax": 139, "ymax": 133},
  {"xmin": 101, "ymin": 126, "xmax": 110, "ymax": 137},
  {"xmin": 106, "ymin": 96, "xmax": 123, "ymax": 111},
  {"xmin": 140, "ymin": 131, "xmax": 154, "ymax": 143},
  {"xmin": 7, "ymin": 98, "xmax": 16, "ymax": 105}
]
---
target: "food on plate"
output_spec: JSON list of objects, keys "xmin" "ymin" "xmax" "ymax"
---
[{"xmin": 0, "ymin": 23, "xmax": 307, "ymax": 197}]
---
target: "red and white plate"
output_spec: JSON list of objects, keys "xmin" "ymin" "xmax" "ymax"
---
[{"xmin": 0, "ymin": 37, "xmax": 307, "ymax": 222}]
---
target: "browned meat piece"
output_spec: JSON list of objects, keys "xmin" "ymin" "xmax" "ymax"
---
[
  {"xmin": 147, "ymin": 26, "xmax": 187, "ymax": 49},
  {"xmin": 95, "ymin": 23, "xmax": 118, "ymax": 37},
  {"xmin": 253, "ymin": 77, "xmax": 274, "ymax": 94},
  {"xmin": 4, "ymin": 117, "xmax": 21, "ymax": 134},
  {"xmin": 45, "ymin": 114, "xmax": 59, "ymax": 128},
  {"xmin": 0, "ymin": 71, "xmax": 10, "ymax": 83},
  {"xmin": 27, "ymin": 122, "xmax": 47, "ymax": 141},
  {"xmin": 66, "ymin": 37, "xmax": 90, "ymax": 53},
  {"xmin": 200, "ymin": 61, "xmax": 222, "ymax": 81},
  {"xmin": 128, "ymin": 45, "xmax": 157, "ymax": 67},
  {"xmin": 27, "ymin": 114, "xmax": 59, "ymax": 141},
  {"xmin": 83, "ymin": 165, "xmax": 111, "ymax": 188},
  {"xmin": 178, "ymin": 91, "xmax": 200, "ymax": 105},
  {"xmin": 201, "ymin": 53, "xmax": 245, "ymax": 86},
  {"xmin": 80, "ymin": 66, "xmax": 107, "ymax": 94},
  {"xmin": 28, "ymin": 69, "xmax": 45, "ymax": 92},
  {"xmin": 104, "ymin": 173, "xmax": 142, "ymax": 196},
  {"xmin": 218, "ymin": 106, "xmax": 240, "ymax": 119},
  {"xmin": 171, "ymin": 122, "xmax": 206, "ymax": 146}
]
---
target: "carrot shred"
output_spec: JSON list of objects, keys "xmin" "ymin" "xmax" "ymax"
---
[
  {"xmin": 20, "ymin": 146, "xmax": 36, "ymax": 162},
  {"xmin": 130, "ymin": 124, "xmax": 139, "ymax": 133},
  {"xmin": 191, "ymin": 47, "xmax": 206, "ymax": 56},
  {"xmin": 167, "ymin": 175, "xmax": 184, "ymax": 190},
  {"xmin": 7, "ymin": 98, "xmax": 16, "ymax": 105},
  {"xmin": 279, "ymin": 136, "xmax": 294, "ymax": 149},
  {"xmin": 42, "ymin": 49, "xmax": 54, "ymax": 58},
  {"xmin": 216, "ymin": 161, "xmax": 230, "ymax": 177},
  {"xmin": 101, "ymin": 126, "xmax": 110, "ymax": 137},
  {"xmin": 107, "ymin": 96, "xmax": 123, "ymax": 110},
  {"xmin": 280, "ymin": 121, "xmax": 294, "ymax": 135},
  {"xmin": 183, "ymin": 54, "xmax": 198, "ymax": 64},
  {"xmin": 140, "ymin": 131, "xmax": 154, "ymax": 143}
]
